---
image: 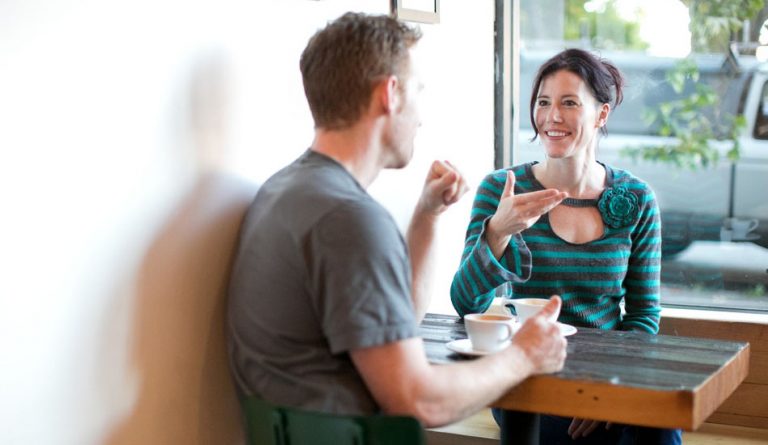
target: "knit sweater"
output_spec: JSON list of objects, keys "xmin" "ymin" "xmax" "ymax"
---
[{"xmin": 450, "ymin": 162, "xmax": 661, "ymax": 333}]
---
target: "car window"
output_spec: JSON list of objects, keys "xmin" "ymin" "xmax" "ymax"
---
[{"xmin": 755, "ymin": 80, "xmax": 768, "ymax": 140}]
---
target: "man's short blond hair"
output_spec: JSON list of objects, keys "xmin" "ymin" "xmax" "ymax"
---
[{"xmin": 300, "ymin": 12, "xmax": 422, "ymax": 130}]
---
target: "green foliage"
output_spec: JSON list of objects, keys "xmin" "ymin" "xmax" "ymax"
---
[
  {"xmin": 747, "ymin": 283, "xmax": 766, "ymax": 298},
  {"xmin": 621, "ymin": 57, "xmax": 747, "ymax": 170},
  {"xmin": 557, "ymin": 0, "xmax": 761, "ymax": 170},
  {"xmin": 620, "ymin": 0, "xmax": 761, "ymax": 170},
  {"xmin": 682, "ymin": 0, "xmax": 765, "ymax": 52},
  {"xmin": 564, "ymin": 0, "xmax": 648, "ymax": 51}
]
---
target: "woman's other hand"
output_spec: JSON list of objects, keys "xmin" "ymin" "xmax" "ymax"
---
[{"xmin": 568, "ymin": 418, "xmax": 613, "ymax": 439}]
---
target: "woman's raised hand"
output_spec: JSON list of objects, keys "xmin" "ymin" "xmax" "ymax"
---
[{"xmin": 486, "ymin": 171, "xmax": 567, "ymax": 258}]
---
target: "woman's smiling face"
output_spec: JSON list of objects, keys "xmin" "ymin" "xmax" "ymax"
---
[{"xmin": 534, "ymin": 69, "xmax": 610, "ymax": 160}]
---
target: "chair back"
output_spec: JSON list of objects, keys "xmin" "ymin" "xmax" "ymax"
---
[{"xmin": 241, "ymin": 397, "xmax": 425, "ymax": 445}]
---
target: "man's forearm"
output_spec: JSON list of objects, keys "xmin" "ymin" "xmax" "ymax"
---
[
  {"xmin": 408, "ymin": 344, "xmax": 535, "ymax": 426},
  {"xmin": 406, "ymin": 209, "xmax": 439, "ymax": 323},
  {"xmin": 352, "ymin": 337, "xmax": 536, "ymax": 428}
]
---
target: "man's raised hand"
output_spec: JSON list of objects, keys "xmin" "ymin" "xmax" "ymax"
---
[{"xmin": 417, "ymin": 160, "xmax": 469, "ymax": 216}]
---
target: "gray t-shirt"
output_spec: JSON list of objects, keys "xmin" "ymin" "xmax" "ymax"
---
[{"xmin": 227, "ymin": 150, "xmax": 418, "ymax": 415}]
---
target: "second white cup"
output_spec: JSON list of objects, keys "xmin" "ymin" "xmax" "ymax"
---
[
  {"xmin": 464, "ymin": 313, "xmax": 517, "ymax": 352},
  {"xmin": 504, "ymin": 298, "xmax": 557, "ymax": 323}
]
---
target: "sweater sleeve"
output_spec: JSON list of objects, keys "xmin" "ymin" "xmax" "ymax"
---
[
  {"xmin": 450, "ymin": 170, "xmax": 533, "ymax": 317},
  {"xmin": 620, "ymin": 185, "xmax": 662, "ymax": 333}
]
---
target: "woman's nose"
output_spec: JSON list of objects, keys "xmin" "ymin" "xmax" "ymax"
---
[{"xmin": 547, "ymin": 106, "xmax": 563, "ymax": 123}]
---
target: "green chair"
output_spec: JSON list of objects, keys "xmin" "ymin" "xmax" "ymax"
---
[{"xmin": 241, "ymin": 396, "xmax": 425, "ymax": 445}]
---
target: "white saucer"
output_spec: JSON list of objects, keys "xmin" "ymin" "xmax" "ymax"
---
[
  {"xmin": 446, "ymin": 338, "xmax": 497, "ymax": 356},
  {"xmin": 557, "ymin": 322, "xmax": 577, "ymax": 337},
  {"xmin": 732, "ymin": 233, "xmax": 760, "ymax": 241}
]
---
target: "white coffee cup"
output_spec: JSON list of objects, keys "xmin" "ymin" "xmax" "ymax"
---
[
  {"xmin": 731, "ymin": 218, "xmax": 758, "ymax": 239},
  {"xmin": 503, "ymin": 298, "xmax": 557, "ymax": 323},
  {"xmin": 464, "ymin": 313, "xmax": 517, "ymax": 352}
]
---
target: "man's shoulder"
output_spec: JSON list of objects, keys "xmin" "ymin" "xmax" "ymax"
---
[
  {"xmin": 258, "ymin": 154, "xmax": 370, "ymax": 211},
  {"xmin": 250, "ymin": 157, "xmax": 397, "ymax": 241}
]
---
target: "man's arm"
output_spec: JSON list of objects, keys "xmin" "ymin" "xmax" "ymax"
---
[
  {"xmin": 407, "ymin": 160, "xmax": 468, "ymax": 321},
  {"xmin": 350, "ymin": 297, "xmax": 566, "ymax": 427}
]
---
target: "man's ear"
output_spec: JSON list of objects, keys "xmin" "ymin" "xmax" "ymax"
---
[
  {"xmin": 597, "ymin": 103, "xmax": 610, "ymax": 128},
  {"xmin": 378, "ymin": 75, "xmax": 400, "ymax": 114}
]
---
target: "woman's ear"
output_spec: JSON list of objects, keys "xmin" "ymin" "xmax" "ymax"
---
[{"xmin": 597, "ymin": 103, "xmax": 611, "ymax": 128}]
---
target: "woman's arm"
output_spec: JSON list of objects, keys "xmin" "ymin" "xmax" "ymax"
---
[
  {"xmin": 621, "ymin": 186, "xmax": 662, "ymax": 333},
  {"xmin": 450, "ymin": 169, "xmax": 567, "ymax": 317}
]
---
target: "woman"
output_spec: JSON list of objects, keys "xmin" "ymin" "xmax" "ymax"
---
[{"xmin": 450, "ymin": 49, "xmax": 680, "ymax": 444}]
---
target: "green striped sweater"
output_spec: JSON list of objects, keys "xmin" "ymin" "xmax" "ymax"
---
[{"xmin": 450, "ymin": 162, "xmax": 661, "ymax": 333}]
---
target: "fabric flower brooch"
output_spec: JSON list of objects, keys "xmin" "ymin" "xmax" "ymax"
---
[{"xmin": 597, "ymin": 186, "xmax": 639, "ymax": 229}]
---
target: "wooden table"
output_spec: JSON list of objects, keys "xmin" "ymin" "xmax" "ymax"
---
[{"xmin": 421, "ymin": 313, "xmax": 750, "ymax": 444}]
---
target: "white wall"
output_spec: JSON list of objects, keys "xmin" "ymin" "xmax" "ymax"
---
[{"xmin": 0, "ymin": 1, "xmax": 495, "ymax": 443}]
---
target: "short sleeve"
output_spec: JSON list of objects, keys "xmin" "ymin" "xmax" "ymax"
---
[{"xmin": 305, "ymin": 199, "xmax": 418, "ymax": 354}]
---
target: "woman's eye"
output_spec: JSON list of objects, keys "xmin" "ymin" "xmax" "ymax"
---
[
  {"xmin": 564, "ymin": 100, "xmax": 578, "ymax": 106},
  {"xmin": 537, "ymin": 99, "xmax": 549, "ymax": 106}
]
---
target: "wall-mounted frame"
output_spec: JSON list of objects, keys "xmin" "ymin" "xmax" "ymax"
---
[{"xmin": 391, "ymin": 0, "xmax": 440, "ymax": 24}]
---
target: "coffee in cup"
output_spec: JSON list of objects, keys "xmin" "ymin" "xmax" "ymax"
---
[{"xmin": 464, "ymin": 313, "xmax": 516, "ymax": 352}]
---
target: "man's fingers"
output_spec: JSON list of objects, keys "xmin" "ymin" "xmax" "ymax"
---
[
  {"xmin": 433, "ymin": 169, "xmax": 457, "ymax": 193},
  {"xmin": 436, "ymin": 161, "xmax": 468, "ymax": 205},
  {"xmin": 442, "ymin": 182, "xmax": 459, "ymax": 204},
  {"xmin": 537, "ymin": 295, "xmax": 561, "ymax": 322},
  {"xmin": 431, "ymin": 160, "xmax": 450, "ymax": 177}
]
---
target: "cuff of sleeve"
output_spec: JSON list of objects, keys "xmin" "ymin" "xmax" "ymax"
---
[
  {"xmin": 328, "ymin": 321, "xmax": 419, "ymax": 354},
  {"xmin": 475, "ymin": 217, "xmax": 532, "ymax": 285}
]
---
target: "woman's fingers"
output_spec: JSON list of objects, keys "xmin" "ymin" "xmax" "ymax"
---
[
  {"xmin": 568, "ymin": 418, "xmax": 602, "ymax": 439},
  {"xmin": 502, "ymin": 171, "xmax": 516, "ymax": 198},
  {"xmin": 512, "ymin": 188, "xmax": 567, "ymax": 206},
  {"xmin": 567, "ymin": 418, "xmax": 583, "ymax": 436},
  {"xmin": 493, "ymin": 179, "xmax": 566, "ymax": 236}
]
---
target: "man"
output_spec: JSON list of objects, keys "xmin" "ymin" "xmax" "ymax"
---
[{"xmin": 227, "ymin": 12, "xmax": 567, "ymax": 427}]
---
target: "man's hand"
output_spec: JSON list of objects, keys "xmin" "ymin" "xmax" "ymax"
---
[
  {"xmin": 507, "ymin": 296, "xmax": 567, "ymax": 375},
  {"xmin": 486, "ymin": 171, "xmax": 567, "ymax": 258},
  {"xmin": 416, "ymin": 160, "xmax": 469, "ymax": 216}
]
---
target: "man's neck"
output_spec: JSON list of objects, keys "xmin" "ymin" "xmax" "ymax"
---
[{"xmin": 310, "ymin": 122, "xmax": 386, "ymax": 188}]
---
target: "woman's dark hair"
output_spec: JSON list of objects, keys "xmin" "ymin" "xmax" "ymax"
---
[{"xmin": 529, "ymin": 48, "xmax": 624, "ymax": 140}]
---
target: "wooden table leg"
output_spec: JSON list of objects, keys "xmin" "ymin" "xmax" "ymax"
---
[{"xmin": 500, "ymin": 410, "xmax": 539, "ymax": 445}]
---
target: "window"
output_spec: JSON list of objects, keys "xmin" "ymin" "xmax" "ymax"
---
[
  {"xmin": 513, "ymin": 0, "xmax": 768, "ymax": 313},
  {"xmin": 755, "ymin": 80, "xmax": 768, "ymax": 140}
]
